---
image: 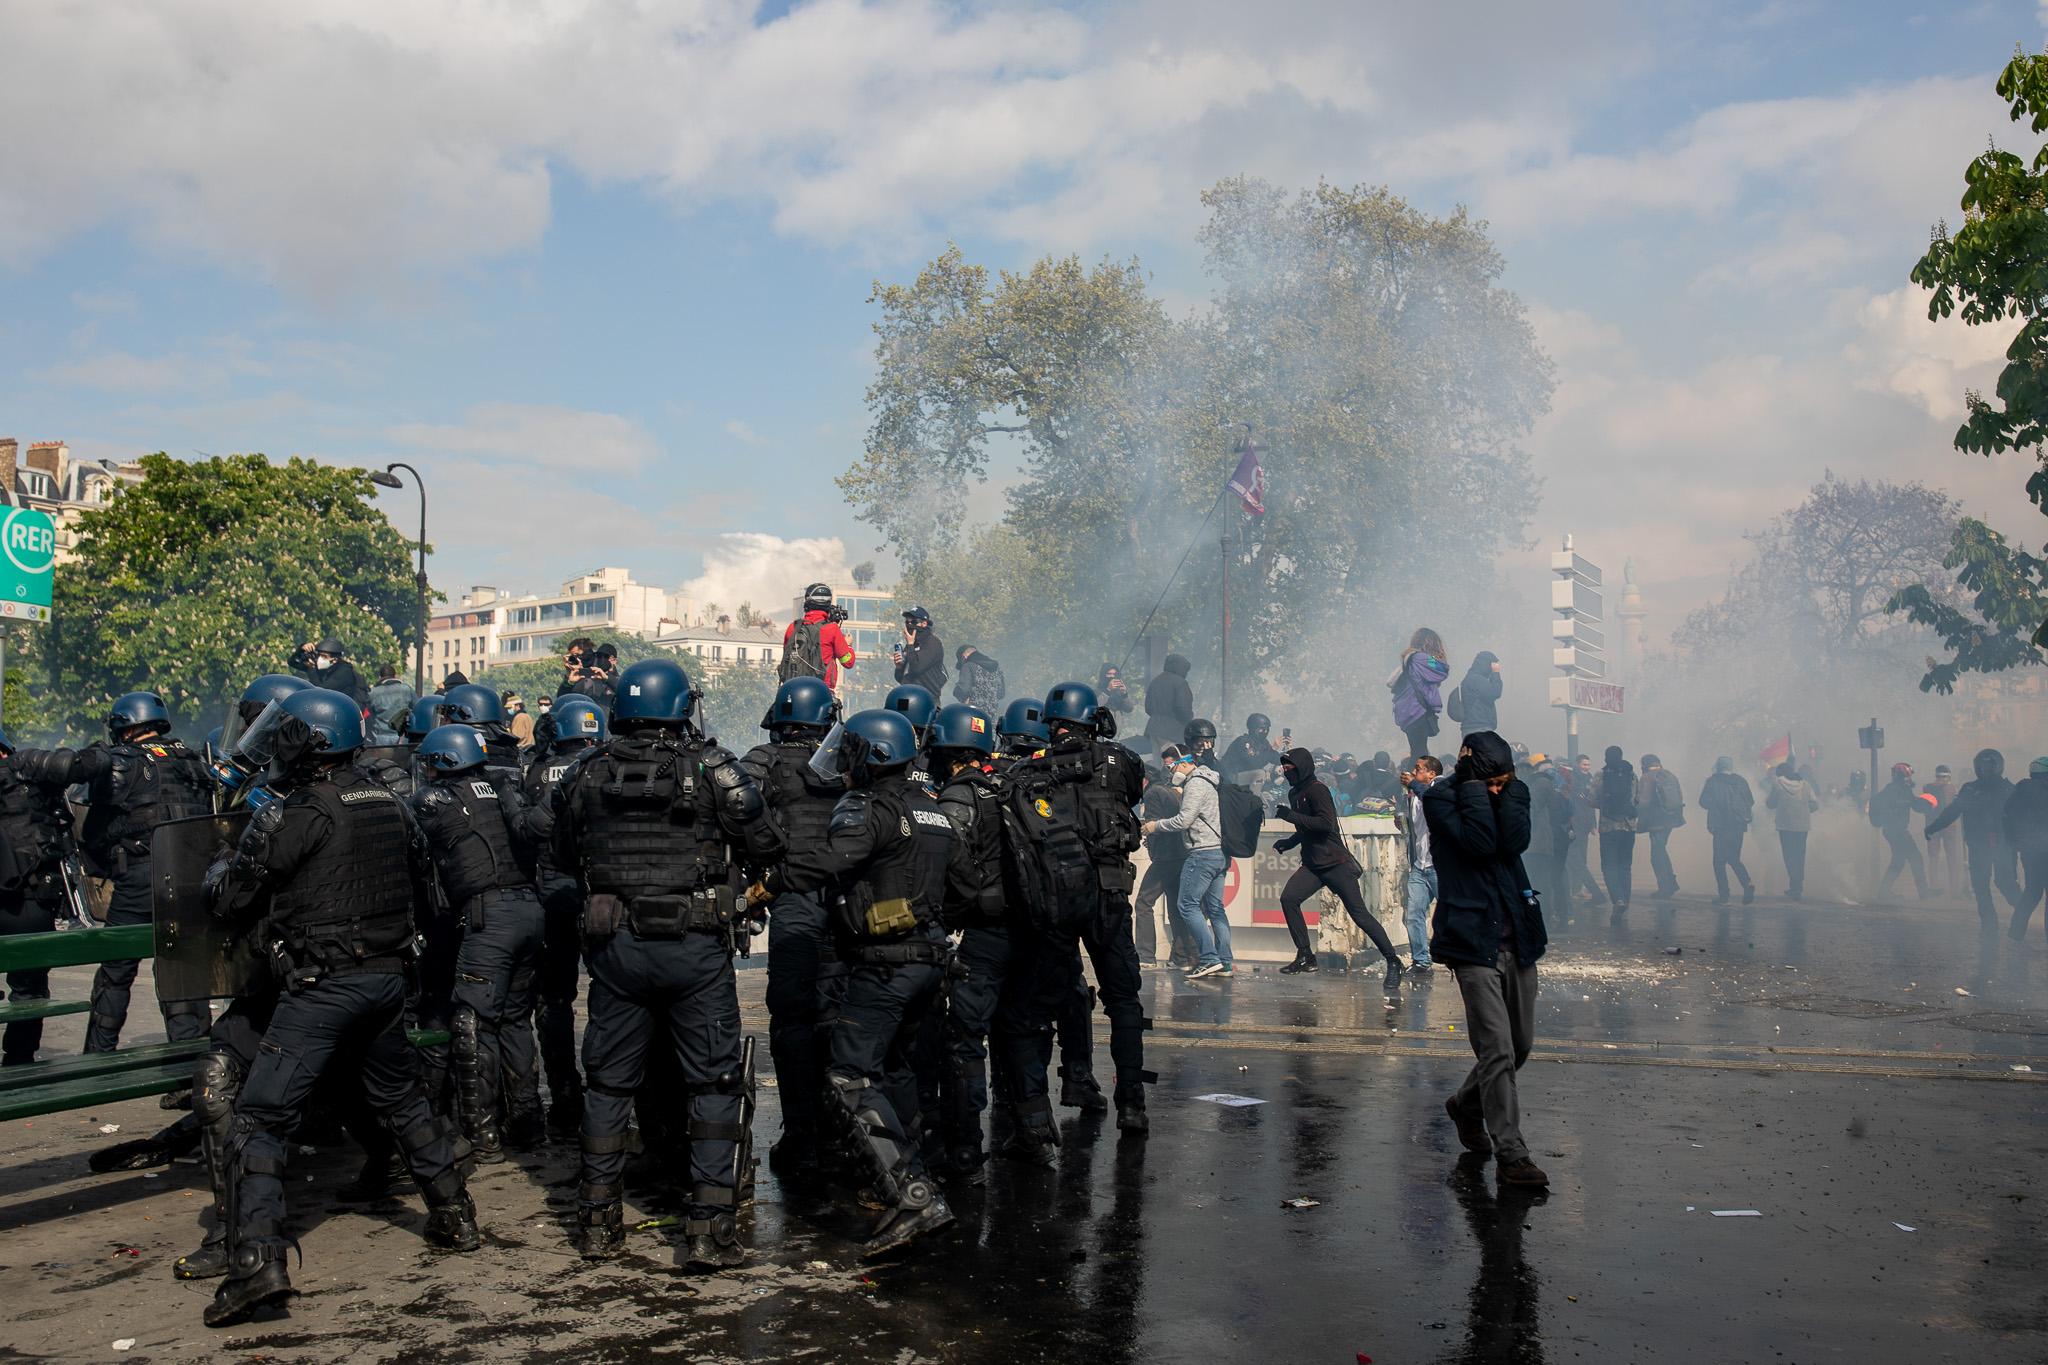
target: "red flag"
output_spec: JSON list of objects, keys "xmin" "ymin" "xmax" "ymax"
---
[
  {"xmin": 1759, "ymin": 733, "xmax": 1791, "ymax": 766},
  {"xmin": 1227, "ymin": 444, "xmax": 1265, "ymax": 517}
]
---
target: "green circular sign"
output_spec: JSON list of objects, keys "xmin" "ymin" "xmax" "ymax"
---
[{"xmin": 1, "ymin": 508, "xmax": 56, "ymax": 577}]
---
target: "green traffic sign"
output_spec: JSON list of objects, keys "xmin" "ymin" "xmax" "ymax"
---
[{"xmin": 0, "ymin": 506, "xmax": 56, "ymax": 624}]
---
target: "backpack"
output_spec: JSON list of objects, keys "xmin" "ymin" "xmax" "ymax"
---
[
  {"xmin": 1216, "ymin": 780, "xmax": 1264, "ymax": 859},
  {"xmin": 996, "ymin": 774, "xmax": 1098, "ymax": 931},
  {"xmin": 1446, "ymin": 685, "xmax": 1464, "ymax": 723},
  {"xmin": 778, "ymin": 619, "xmax": 826, "ymax": 682}
]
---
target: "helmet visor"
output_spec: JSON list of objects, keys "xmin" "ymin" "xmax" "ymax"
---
[{"xmin": 223, "ymin": 701, "xmax": 294, "ymax": 774}]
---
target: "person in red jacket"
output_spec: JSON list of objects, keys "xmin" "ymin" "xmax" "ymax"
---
[{"xmin": 783, "ymin": 583, "xmax": 858, "ymax": 688}]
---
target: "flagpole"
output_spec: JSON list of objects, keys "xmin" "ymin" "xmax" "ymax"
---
[
  {"xmin": 1220, "ymin": 532, "xmax": 1231, "ymax": 728},
  {"xmin": 1115, "ymin": 485, "xmax": 1231, "ymax": 678}
]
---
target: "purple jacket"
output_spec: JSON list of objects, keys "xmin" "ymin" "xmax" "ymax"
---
[{"xmin": 1390, "ymin": 651, "xmax": 1449, "ymax": 730}]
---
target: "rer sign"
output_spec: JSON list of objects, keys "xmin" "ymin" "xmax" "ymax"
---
[{"xmin": 0, "ymin": 507, "xmax": 57, "ymax": 624}]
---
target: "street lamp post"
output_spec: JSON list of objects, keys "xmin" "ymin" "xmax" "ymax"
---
[{"xmin": 368, "ymin": 463, "xmax": 428, "ymax": 697}]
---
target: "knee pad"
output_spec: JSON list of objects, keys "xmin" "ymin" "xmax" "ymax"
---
[
  {"xmin": 451, "ymin": 1007, "xmax": 481, "ymax": 1065},
  {"xmin": 193, "ymin": 1053, "xmax": 245, "ymax": 1129}
]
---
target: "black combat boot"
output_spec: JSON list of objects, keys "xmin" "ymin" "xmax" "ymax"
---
[
  {"xmin": 995, "ymin": 1101, "xmax": 1058, "ymax": 1166},
  {"xmin": 684, "ymin": 1211, "xmax": 745, "ymax": 1270},
  {"xmin": 203, "ymin": 1244, "xmax": 296, "ymax": 1328},
  {"xmin": 578, "ymin": 1193, "xmax": 625, "ymax": 1260},
  {"xmin": 421, "ymin": 1172, "xmax": 481, "ymax": 1252},
  {"xmin": 862, "ymin": 1177, "xmax": 955, "ymax": 1258},
  {"xmin": 1279, "ymin": 951, "xmax": 1318, "ymax": 974},
  {"xmin": 173, "ymin": 1223, "xmax": 230, "ymax": 1280},
  {"xmin": 1058, "ymin": 1066, "xmax": 1109, "ymax": 1113}
]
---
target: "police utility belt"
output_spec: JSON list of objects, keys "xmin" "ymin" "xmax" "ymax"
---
[
  {"xmin": 267, "ymin": 919, "xmax": 417, "ymax": 992},
  {"xmin": 583, "ymin": 886, "xmax": 739, "ymax": 943}
]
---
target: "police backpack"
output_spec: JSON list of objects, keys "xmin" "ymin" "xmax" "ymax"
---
[{"xmin": 997, "ymin": 776, "xmax": 1096, "ymax": 932}]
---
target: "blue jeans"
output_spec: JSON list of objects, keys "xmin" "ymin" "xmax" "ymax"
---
[
  {"xmin": 1177, "ymin": 849, "xmax": 1231, "ymax": 969},
  {"xmin": 1406, "ymin": 866, "xmax": 1438, "ymax": 966}
]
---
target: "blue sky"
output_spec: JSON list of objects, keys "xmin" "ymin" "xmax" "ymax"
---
[{"xmin": 2, "ymin": 0, "xmax": 2041, "ymax": 633}]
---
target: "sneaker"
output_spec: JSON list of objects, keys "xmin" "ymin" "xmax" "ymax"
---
[
  {"xmin": 1741, "ymin": 884, "xmax": 1756, "ymax": 906},
  {"xmin": 1187, "ymin": 962, "xmax": 1226, "ymax": 980},
  {"xmin": 1382, "ymin": 961, "xmax": 1404, "ymax": 1003},
  {"xmin": 1445, "ymin": 1097, "xmax": 1492, "ymax": 1154},
  {"xmin": 1497, "ymin": 1157, "xmax": 1550, "ymax": 1187},
  {"xmin": 1406, "ymin": 961, "xmax": 1433, "ymax": 981}
]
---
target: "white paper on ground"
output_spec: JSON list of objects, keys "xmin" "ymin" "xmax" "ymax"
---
[
  {"xmin": 1710, "ymin": 1209, "xmax": 1762, "ymax": 1217},
  {"xmin": 1191, "ymin": 1093, "xmax": 1266, "ymax": 1107}
]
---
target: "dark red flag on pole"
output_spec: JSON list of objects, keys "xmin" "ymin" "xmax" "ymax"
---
[{"xmin": 1227, "ymin": 442, "xmax": 1265, "ymax": 517}]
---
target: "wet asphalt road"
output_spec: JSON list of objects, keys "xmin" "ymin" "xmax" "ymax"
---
[{"xmin": 1, "ymin": 888, "xmax": 2043, "ymax": 1363}]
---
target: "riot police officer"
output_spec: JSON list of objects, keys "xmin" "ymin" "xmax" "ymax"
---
[
  {"xmin": 884, "ymin": 684, "xmax": 938, "ymax": 788},
  {"xmin": 405, "ymin": 694, "xmax": 446, "ymax": 745},
  {"xmin": 760, "ymin": 708, "xmax": 977, "ymax": 1255},
  {"xmin": 929, "ymin": 704, "xmax": 1011, "ymax": 1182},
  {"xmin": 1002, "ymin": 681, "xmax": 1149, "ymax": 1145},
  {"xmin": 516, "ymin": 695, "xmax": 606, "ymax": 1136},
  {"xmin": 995, "ymin": 697, "xmax": 1048, "ymax": 767},
  {"xmin": 14, "ymin": 692, "xmax": 213, "ymax": 1052},
  {"xmin": 412, "ymin": 724, "xmax": 546, "ymax": 1159},
  {"xmin": 439, "ymin": 683, "xmax": 523, "ymax": 774},
  {"xmin": 738, "ymin": 676, "xmax": 847, "ymax": 1174},
  {"xmin": 550, "ymin": 657, "xmax": 780, "ymax": 1270},
  {"xmin": 203, "ymin": 687, "xmax": 475, "ymax": 1329},
  {"xmin": 0, "ymin": 725, "xmax": 80, "ymax": 1065}
]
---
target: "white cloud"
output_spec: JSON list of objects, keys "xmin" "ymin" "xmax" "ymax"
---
[
  {"xmin": 387, "ymin": 403, "xmax": 658, "ymax": 472},
  {"xmin": 677, "ymin": 532, "xmax": 851, "ymax": 620},
  {"xmin": 1841, "ymin": 284, "xmax": 2016, "ymax": 421},
  {"xmin": 722, "ymin": 419, "xmax": 769, "ymax": 448}
]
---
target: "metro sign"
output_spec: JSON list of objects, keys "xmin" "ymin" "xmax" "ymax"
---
[{"xmin": 0, "ymin": 507, "xmax": 56, "ymax": 623}]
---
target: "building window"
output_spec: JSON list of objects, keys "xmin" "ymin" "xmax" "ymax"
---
[
  {"xmin": 539, "ymin": 600, "xmax": 576, "ymax": 624},
  {"xmin": 575, "ymin": 595, "xmax": 614, "ymax": 619},
  {"xmin": 711, "ymin": 645, "xmax": 723, "ymax": 662},
  {"xmin": 510, "ymin": 606, "xmax": 538, "ymax": 625},
  {"xmin": 736, "ymin": 647, "xmax": 748, "ymax": 663}
]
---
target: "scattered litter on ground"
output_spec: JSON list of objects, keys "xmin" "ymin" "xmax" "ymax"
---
[
  {"xmin": 2013, "ymin": 1065, "xmax": 2034, "ymax": 1073},
  {"xmin": 1685, "ymin": 1206, "xmax": 1696, "ymax": 1212},
  {"xmin": 1281, "ymin": 1197, "xmax": 1320, "ymax": 1209},
  {"xmin": 116, "ymin": 1247, "xmax": 140, "ymax": 1257},
  {"xmin": 1710, "ymin": 1209, "xmax": 1762, "ymax": 1217},
  {"xmin": 1237, "ymin": 1065, "xmax": 1250, "ymax": 1072},
  {"xmin": 1662, "ymin": 947, "xmax": 1682, "ymax": 955},
  {"xmin": 633, "ymin": 1215, "xmax": 679, "ymax": 1231},
  {"xmin": 759, "ymin": 1077, "xmax": 777, "ymax": 1088},
  {"xmin": 1192, "ymin": 1093, "xmax": 1265, "ymax": 1107},
  {"xmin": 1601, "ymin": 1043, "xmax": 1618, "ymax": 1049},
  {"xmin": 1955, "ymin": 987, "xmax": 1972, "ymax": 997},
  {"xmin": 805, "ymin": 1260, "xmax": 831, "ymax": 1271},
  {"xmin": 97, "ymin": 1124, "xmax": 120, "ymax": 1135},
  {"xmin": 112, "ymin": 1340, "xmax": 135, "ymax": 1352},
  {"xmin": 1893, "ymin": 1223, "xmax": 1916, "ymax": 1232},
  {"xmin": 1566, "ymin": 1295, "xmax": 1578, "ymax": 1303},
  {"xmin": 142, "ymin": 1172, "xmax": 159, "ymax": 1180}
]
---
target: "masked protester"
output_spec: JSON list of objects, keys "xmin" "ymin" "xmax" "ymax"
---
[
  {"xmin": 1698, "ymin": 757, "xmax": 1756, "ymax": 906},
  {"xmin": 2004, "ymin": 757, "xmax": 2048, "ymax": 944},
  {"xmin": 289, "ymin": 636, "xmax": 368, "ymax": 709},
  {"xmin": 1424, "ymin": 730, "xmax": 1549, "ymax": 1189},
  {"xmin": 1869, "ymin": 762, "xmax": 1930, "ymax": 901},
  {"xmin": 1924, "ymin": 748, "xmax": 2024, "ymax": 935},
  {"xmin": 1595, "ymin": 747, "xmax": 1639, "ymax": 921},
  {"xmin": 1273, "ymin": 748, "xmax": 1410, "ymax": 995}
]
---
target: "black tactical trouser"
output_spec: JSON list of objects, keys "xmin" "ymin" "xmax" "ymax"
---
[
  {"xmin": 0, "ymin": 882, "xmax": 63, "ymax": 1065},
  {"xmin": 532, "ymin": 882, "xmax": 584, "ymax": 1112},
  {"xmin": 941, "ymin": 924, "xmax": 1011, "ymax": 1159},
  {"xmin": 228, "ymin": 973, "xmax": 461, "ymax": 1257},
  {"xmin": 411, "ymin": 909, "xmax": 464, "ymax": 1112},
  {"xmin": 88, "ymin": 864, "xmax": 209, "ymax": 1053},
  {"xmin": 766, "ymin": 891, "xmax": 845, "ymax": 1141},
  {"xmin": 1710, "ymin": 828, "xmax": 1752, "ymax": 900},
  {"xmin": 828, "ymin": 941, "xmax": 945, "ymax": 1195},
  {"xmin": 1967, "ymin": 839, "xmax": 2024, "ymax": 933},
  {"xmin": 1878, "ymin": 828, "xmax": 1927, "ymax": 899},
  {"xmin": 2011, "ymin": 848, "xmax": 2048, "ymax": 942},
  {"xmin": 452, "ymin": 889, "xmax": 545, "ymax": 1140},
  {"xmin": 580, "ymin": 929, "xmax": 745, "ymax": 1224},
  {"xmin": 1005, "ymin": 892, "xmax": 1149, "ymax": 1126},
  {"xmin": 1133, "ymin": 853, "xmax": 1186, "ymax": 963}
]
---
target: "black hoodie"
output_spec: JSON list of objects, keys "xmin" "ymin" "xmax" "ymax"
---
[
  {"xmin": 1456, "ymin": 651, "xmax": 1502, "ymax": 732},
  {"xmin": 1143, "ymin": 654, "xmax": 1195, "ymax": 748},
  {"xmin": 1925, "ymin": 748, "xmax": 2014, "ymax": 848},
  {"xmin": 1274, "ymin": 747, "xmax": 1352, "ymax": 872}
]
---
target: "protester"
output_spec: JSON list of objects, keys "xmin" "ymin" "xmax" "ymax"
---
[
  {"xmin": 1452, "ymin": 651, "xmax": 1502, "ymax": 736},
  {"xmin": 1134, "ymin": 746, "xmax": 1190, "ymax": 968},
  {"xmin": 2003, "ymin": 757, "xmax": 2048, "ymax": 943},
  {"xmin": 1389, "ymin": 628, "xmax": 1450, "ymax": 759},
  {"xmin": 951, "ymin": 645, "xmax": 1006, "ymax": 714},
  {"xmin": 1766, "ymin": 761, "xmax": 1819, "ymax": 900},
  {"xmin": 1358, "ymin": 751, "xmax": 1401, "ymax": 802},
  {"xmin": 1396, "ymin": 756, "xmax": 1443, "ymax": 976},
  {"xmin": 1273, "ymin": 748, "xmax": 1408, "ymax": 993},
  {"xmin": 1142, "ymin": 654, "xmax": 1195, "ymax": 752},
  {"xmin": 1567, "ymin": 755, "xmax": 1603, "ymax": 907},
  {"xmin": 1923, "ymin": 748, "xmax": 2023, "ymax": 935},
  {"xmin": 366, "ymin": 663, "xmax": 415, "ymax": 745},
  {"xmin": 1698, "ymin": 756, "xmax": 1756, "ymax": 905},
  {"xmin": 289, "ymin": 636, "xmax": 368, "ymax": 708},
  {"xmin": 1144, "ymin": 750, "xmax": 1230, "ymax": 979},
  {"xmin": 1096, "ymin": 664, "xmax": 1135, "ymax": 718},
  {"xmin": 892, "ymin": 606, "xmax": 948, "ymax": 696},
  {"xmin": 1523, "ymin": 754, "xmax": 1568, "ymax": 913},
  {"xmin": 1925, "ymin": 763, "xmax": 1961, "ymax": 895},
  {"xmin": 1870, "ymin": 761, "xmax": 1930, "ymax": 900},
  {"xmin": 782, "ymin": 583, "xmax": 858, "ymax": 689},
  {"xmin": 1424, "ymin": 730, "xmax": 1548, "ymax": 1188},
  {"xmin": 1638, "ymin": 754, "xmax": 1685, "ymax": 899},
  {"xmin": 506, "ymin": 694, "xmax": 536, "ymax": 750},
  {"xmin": 1595, "ymin": 747, "xmax": 1639, "ymax": 921}
]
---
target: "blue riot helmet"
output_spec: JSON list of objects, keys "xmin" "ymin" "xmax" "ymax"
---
[
  {"xmin": 761, "ymin": 676, "xmax": 839, "ymax": 735},
  {"xmin": 550, "ymin": 697, "xmax": 607, "ymax": 749},
  {"xmin": 280, "ymin": 687, "xmax": 364, "ymax": 757},
  {"xmin": 611, "ymin": 658, "xmax": 698, "ymax": 728},
  {"xmin": 929, "ymin": 704, "xmax": 995, "ymax": 758},
  {"xmin": 405, "ymin": 695, "xmax": 446, "ymax": 742},
  {"xmin": 221, "ymin": 674, "xmax": 310, "ymax": 751},
  {"xmin": 439, "ymin": 682, "xmax": 506, "ymax": 727},
  {"xmin": 416, "ymin": 724, "xmax": 488, "ymax": 774},
  {"xmin": 883, "ymin": 684, "xmax": 938, "ymax": 743},
  {"xmin": 999, "ymin": 696, "xmax": 1049, "ymax": 749},
  {"xmin": 1042, "ymin": 680, "xmax": 1104, "ymax": 735},
  {"xmin": 807, "ymin": 710, "xmax": 918, "ymax": 787},
  {"xmin": 106, "ymin": 691, "xmax": 172, "ymax": 741}
]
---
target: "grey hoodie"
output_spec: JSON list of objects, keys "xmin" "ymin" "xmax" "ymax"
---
[{"xmin": 1153, "ymin": 763, "xmax": 1222, "ymax": 852}]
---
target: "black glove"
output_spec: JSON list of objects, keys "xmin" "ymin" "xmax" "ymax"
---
[
  {"xmin": 1275, "ymin": 804, "xmax": 1297, "ymax": 823},
  {"xmin": 1274, "ymin": 835, "xmax": 1299, "ymax": 854}
]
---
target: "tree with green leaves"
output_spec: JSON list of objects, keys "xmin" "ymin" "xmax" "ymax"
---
[
  {"xmin": 844, "ymin": 180, "xmax": 1552, "ymax": 707},
  {"xmin": 1891, "ymin": 44, "xmax": 2048, "ymax": 691},
  {"xmin": 16, "ymin": 454, "xmax": 417, "ymax": 742}
]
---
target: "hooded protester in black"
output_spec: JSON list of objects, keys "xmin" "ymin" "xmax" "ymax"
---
[
  {"xmin": 1594, "ymin": 746, "xmax": 1638, "ymax": 919},
  {"xmin": 1926, "ymin": 748, "xmax": 2024, "ymax": 932},
  {"xmin": 1142, "ymin": 654, "xmax": 1195, "ymax": 750},
  {"xmin": 1455, "ymin": 652, "xmax": 1502, "ymax": 734},
  {"xmin": 1273, "ymin": 747, "xmax": 1406, "ymax": 984}
]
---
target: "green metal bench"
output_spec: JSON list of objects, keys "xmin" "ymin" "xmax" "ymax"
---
[{"xmin": 0, "ymin": 924, "xmax": 146, "ymax": 1028}]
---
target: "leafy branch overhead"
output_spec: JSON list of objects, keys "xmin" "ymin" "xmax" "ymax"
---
[{"xmin": 1895, "ymin": 44, "xmax": 2048, "ymax": 685}]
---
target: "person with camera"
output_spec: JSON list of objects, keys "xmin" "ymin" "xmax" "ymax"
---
[
  {"xmin": 892, "ymin": 606, "xmax": 948, "ymax": 697},
  {"xmin": 289, "ymin": 636, "xmax": 368, "ymax": 709},
  {"xmin": 558, "ymin": 639, "xmax": 618, "ymax": 713},
  {"xmin": 782, "ymin": 583, "xmax": 858, "ymax": 690}
]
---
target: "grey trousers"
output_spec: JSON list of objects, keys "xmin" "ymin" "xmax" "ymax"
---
[{"xmin": 1450, "ymin": 947, "xmax": 1538, "ymax": 1163}]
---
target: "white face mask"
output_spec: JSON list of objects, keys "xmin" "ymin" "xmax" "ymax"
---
[{"xmin": 314, "ymin": 654, "xmax": 336, "ymax": 671}]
